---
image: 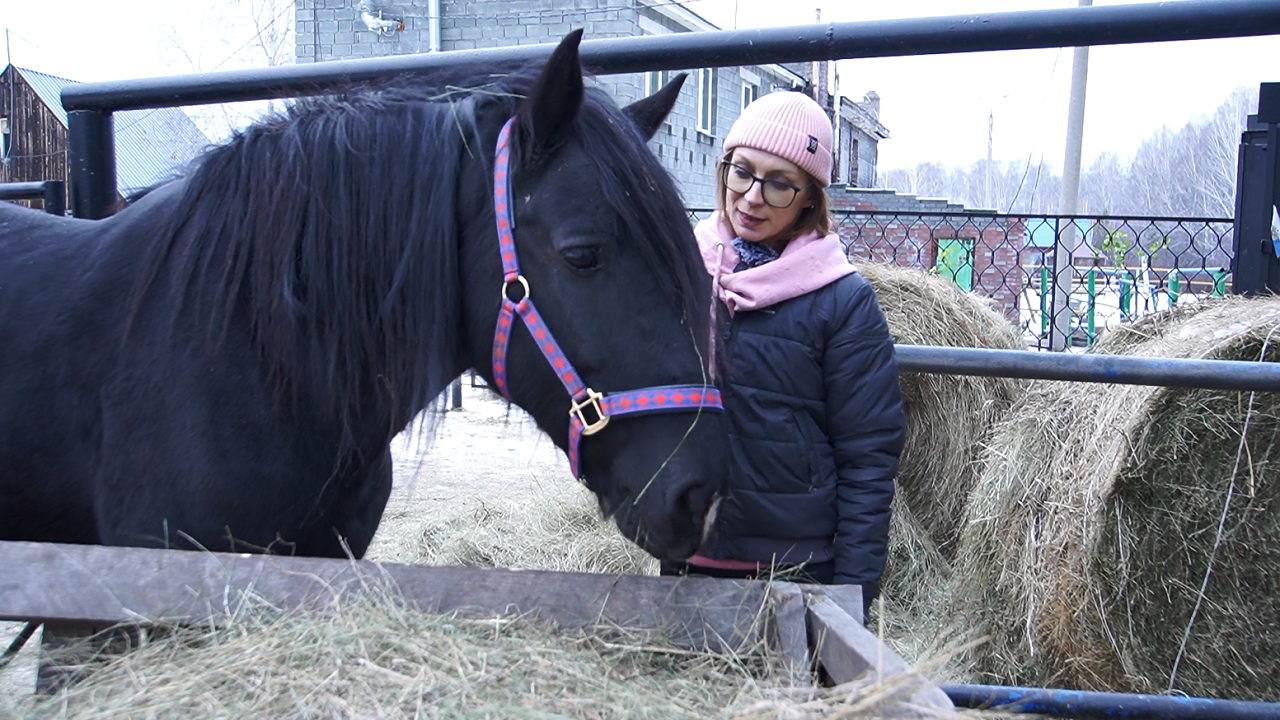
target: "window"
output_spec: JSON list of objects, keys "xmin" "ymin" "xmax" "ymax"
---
[
  {"xmin": 741, "ymin": 82, "xmax": 758, "ymax": 110},
  {"xmin": 697, "ymin": 68, "xmax": 717, "ymax": 135},
  {"xmin": 643, "ymin": 70, "xmax": 666, "ymax": 97}
]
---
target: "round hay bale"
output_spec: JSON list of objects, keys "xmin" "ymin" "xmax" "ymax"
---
[
  {"xmin": 949, "ymin": 296, "xmax": 1280, "ymax": 700},
  {"xmin": 861, "ymin": 262, "xmax": 1026, "ymax": 559},
  {"xmin": 857, "ymin": 262, "xmax": 1025, "ymax": 665}
]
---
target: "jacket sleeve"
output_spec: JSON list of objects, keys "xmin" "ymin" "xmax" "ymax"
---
[{"xmin": 822, "ymin": 279, "xmax": 906, "ymax": 597}]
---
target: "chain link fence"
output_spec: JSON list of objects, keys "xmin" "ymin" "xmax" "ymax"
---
[{"xmin": 689, "ymin": 208, "xmax": 1236, "ymax": 351}]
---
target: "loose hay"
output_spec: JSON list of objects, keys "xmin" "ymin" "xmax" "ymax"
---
[
  {"xmin": 380, "ymin": 480, "xmax": 659, "ymax": 576},
  {"xmin": 857, "ymin": 263, "xmax": 1026, "ymax": 660},
  {"xmin": 949, "ymin": 296, "xmax": 1280, "ymax": 700},
  {"xmin": 0, "ymin": 589, "xmax": 960, "ymax": 720}
]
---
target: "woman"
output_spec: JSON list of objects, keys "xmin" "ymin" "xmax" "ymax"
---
[{"xmin": 665, "ymin": 91, "xmax": 906, "ymax": 621}]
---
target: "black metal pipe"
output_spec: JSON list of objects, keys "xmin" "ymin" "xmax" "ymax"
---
[
  {"xmin": 944, "ymin": 684, "xmax": 1280, "ymax": 720},
  {"xmin": 895, "ymin": 345, "xmax": 1280, "ymax": 392},
  {"xmin": 41, "ymin": 180, "xmax": 66, "ymax": 216},
  {"xmin": 0, "ymin": 182, "xmax": 50, "ymax": 200},
  {"xmin": 66, "ymin": 110, "xmax": 117, "ymax": 220},
  {"xmin": 0, "ymin": 180, "xmax": 66, "ymax": 215},
  {"xmin": 61, "ymin": 0, "xmax": 1280, "ymax": 112}
]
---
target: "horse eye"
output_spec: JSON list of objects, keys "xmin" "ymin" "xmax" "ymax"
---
[{"xmin": 562, "ymin": 246, "xmax": 601, "ymax": 271}]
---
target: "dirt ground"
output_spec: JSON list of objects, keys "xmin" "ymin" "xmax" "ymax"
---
[{"xmin": 0, "ymin": 380, "xmax": 576, "ymax": 697}]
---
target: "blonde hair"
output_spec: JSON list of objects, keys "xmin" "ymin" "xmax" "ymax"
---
[{"xmin": 715, "ymin": 151, "xmax": 831, "ymax": 244}]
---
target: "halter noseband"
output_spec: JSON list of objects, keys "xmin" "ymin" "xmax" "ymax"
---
[{"xmin": 490, "ymin": 117, "xmax": 723, "ymax": 480}]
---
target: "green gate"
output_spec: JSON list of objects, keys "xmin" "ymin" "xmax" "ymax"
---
[{"xmin": 935, "ymin": 238, "xmax": 975, "ymax": 291}]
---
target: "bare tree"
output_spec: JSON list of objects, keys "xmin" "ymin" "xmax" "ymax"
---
[
  {"xmin": 157, "ymin": 0, "xmax": 296, "ymax": 141},
  {"xmin": 876, "ymin": 86, "xmax": 1259, "ymax": 221}
]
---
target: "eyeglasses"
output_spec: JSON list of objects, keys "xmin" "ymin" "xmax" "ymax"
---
[{"xmin": 720, "ymin": 161, "xmax": 806, "ymax": 209}]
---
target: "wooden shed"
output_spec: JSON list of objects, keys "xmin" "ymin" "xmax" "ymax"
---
[{"xmin": 0, "ymin": 64, "xmax": 208, "ymax": 212}]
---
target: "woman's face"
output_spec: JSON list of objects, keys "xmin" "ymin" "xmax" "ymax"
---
[{"xmin": 723, "ymin": 146, "xmax": 811, "ymax": 247}]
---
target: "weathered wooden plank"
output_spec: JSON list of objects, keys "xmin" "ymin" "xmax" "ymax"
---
[
  {"xmin": 0, "ymin": 541, "xmax": 771, "ymax": 654},
  {"xmin": 819, "ymin": 583, "xmax": 864, "ymax": 625},
  {"xmin": 806, "ymin": 594, "xmax": 954, "ymax": 713},
  {"xmin": 768, "ymin": 582, "xmax": 811, "ymax": 684}
]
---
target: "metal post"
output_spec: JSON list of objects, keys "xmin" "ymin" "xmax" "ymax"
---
[
  {"xmin": 41, "ymin": 180, "xmax": 65, "ymax": 216},
  {"xmin": 1086, "ymin": 268, "xmax": 1097, "ymax": 344},
  {"xmin": 1215, "ymin": 269, "xmax": 1228, "ymax": 296},
  {"xmin": 66, "ymin": 110, "xmax": 117, "ymax": 220},
  {"xmin": 1231, "ymin": 83, "xmax": 1280, "ymax": 295},
  {"xmin": 1120, "ymin": 272, "xmax": 1133, "ymax": 319},
  {"xmin": 1040, "ymin": 265, "xmax": 1050, "ymax": 338},
  {"xmin": 1168, "ymin": 271, "xmax": 1180, "ymax": 306},
  {"xmin": 450, "ymin": 376, "xmax": 462, "ymax": 410}
]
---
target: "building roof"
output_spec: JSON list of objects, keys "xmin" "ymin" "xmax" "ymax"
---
[
  {"xmin": 839, "ymin": 96, "xmax": 890, "ymax": 140},
  {"xmin": 13, "ymin": 65, "xmax": 209, "ymax": 193}
]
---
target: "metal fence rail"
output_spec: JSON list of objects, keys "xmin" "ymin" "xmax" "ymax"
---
[
  {"xmin": 57, "ymin": 0, "xmax": 1280, "ymax": 219},
  {"xmin": 59, "ymin": 0, "xmax": 1280, "ymax": 113},
  {"xmin": 0, "ymin": 181, "xmax": 66, "ymax": 216}
]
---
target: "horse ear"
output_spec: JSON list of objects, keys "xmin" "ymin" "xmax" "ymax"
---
[
  {"xmin": 519, "ymin": 29, "xmax": 586, "ymax": 156},
  {"xmin": 624, "ymin": 73, "xmax": 687, "ymax": 141}
]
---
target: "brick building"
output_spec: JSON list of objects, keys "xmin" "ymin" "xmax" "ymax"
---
[
  {"xmin": 293, "ymin": 0, "xmax": 886, "ymax": 206},
  {"xmin": 829, "ymin": 186, "xmax": 1027, "ymax": 321}
]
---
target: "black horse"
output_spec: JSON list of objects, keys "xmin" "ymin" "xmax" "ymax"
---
[{"xmin": 0, "ymin": 31, "xmax": 727, "ymax": 561}]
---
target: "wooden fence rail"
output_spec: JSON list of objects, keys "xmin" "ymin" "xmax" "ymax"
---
[{"xmin": 0, "ymin": 540, "xmax": 952, "ymax": 711}]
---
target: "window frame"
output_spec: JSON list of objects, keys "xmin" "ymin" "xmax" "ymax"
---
[
  {"xmin": 643, "ymin": 70, "xmax": 666, "ymax": 97},
  {"xmin": 697, "ymin": 68, "xmax": 717, "ymax": 135}
]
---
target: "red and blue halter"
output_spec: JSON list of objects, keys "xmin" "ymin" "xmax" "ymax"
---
[{"xmin": 490, "ymin": 117, "xmax": 723, "ymax": 480}]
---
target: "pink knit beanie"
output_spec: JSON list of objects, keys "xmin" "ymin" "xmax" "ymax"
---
[{"xmin": 724, "ymin": 91, "xmax": 833, "ymax": 187}]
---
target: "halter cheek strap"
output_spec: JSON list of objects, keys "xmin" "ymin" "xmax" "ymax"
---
[{"xmin": 489, "ymin": 116, "xmax": 723, "ymax": 480}]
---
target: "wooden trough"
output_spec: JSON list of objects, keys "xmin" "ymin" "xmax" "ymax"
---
[{"xmin": 0, "ymin": 540, "xmax": 952, "ymax": 712}]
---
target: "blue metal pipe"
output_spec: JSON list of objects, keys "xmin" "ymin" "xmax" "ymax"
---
[
  {"xmin": 944, "ymin": 684, "xmax": 1280, "ymax": 720},
  {"xmin": 895, "ymin": 345, "xmax": 1280, "ymax": 392}
]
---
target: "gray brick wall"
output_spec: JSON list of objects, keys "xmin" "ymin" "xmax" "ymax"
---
[{"xmin": 294, "ymin": 0, "xmax": 875, "ymax": 207}]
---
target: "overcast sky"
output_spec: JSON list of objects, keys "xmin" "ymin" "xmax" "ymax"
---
[{"xmin": 4, "ymin": 0, "xmax": 1276, "ymax": 171}]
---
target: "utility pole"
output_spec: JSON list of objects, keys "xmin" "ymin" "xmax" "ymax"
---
[
  {"xmin": 1052, "ymin": 0, "xmax": 1092, "ymax": 351},
  {"xmin": 985, "ymin": 110, "xmax": 993, "ymax": 209}
]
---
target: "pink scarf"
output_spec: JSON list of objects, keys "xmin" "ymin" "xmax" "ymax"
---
[{"xmin": 695, "ymin": 215, "xmax": 857, "ymax": 314}]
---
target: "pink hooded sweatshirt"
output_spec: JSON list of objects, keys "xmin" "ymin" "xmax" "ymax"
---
[{"xmin": 694, "ymin": 215, "xmax": 857, "ymax": 314}]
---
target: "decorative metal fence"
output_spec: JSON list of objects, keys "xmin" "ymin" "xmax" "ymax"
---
[{"xmin": 689, "ymin": 208, "xmax": 1236, "ymax": 351}]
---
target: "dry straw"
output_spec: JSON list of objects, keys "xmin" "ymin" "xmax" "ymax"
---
[
  {"xmin": 382, "ymin": 481, "xmax": 661, "ymax": 576},
  {"xmin": 948, "ymin": 296, "xmax": 1280, "ymax": 701},
  {"xmin": 0, "ymin": 576, "xmax": 965, "ymax": 720},
  {"xmin": 858, "ymin": 262, "xmax": 1026, "ymax": 658}
]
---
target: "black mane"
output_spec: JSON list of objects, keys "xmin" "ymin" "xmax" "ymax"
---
[{"xmin": 129, "ymin": 65, "xmax": 706, "ymax": 448}]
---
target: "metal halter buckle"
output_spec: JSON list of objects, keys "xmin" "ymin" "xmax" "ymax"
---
[{"xmin": 569, "ymin": 389, "xmax": 610, "ymax": 435}]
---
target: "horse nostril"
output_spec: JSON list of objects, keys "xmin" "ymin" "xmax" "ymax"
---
[{"xmin": 673, "ymin": 480, "xmax": 716, "ymax": 538}]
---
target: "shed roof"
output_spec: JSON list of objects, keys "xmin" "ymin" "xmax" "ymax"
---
[{"xmin": 13, "ymin": 65, "xmax": 209, "ymax": 194}]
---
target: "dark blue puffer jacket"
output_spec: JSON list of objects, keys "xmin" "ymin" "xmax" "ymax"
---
[{"xmin": 703, "ymin": 270, "xmax": 906, "ymax": 602}]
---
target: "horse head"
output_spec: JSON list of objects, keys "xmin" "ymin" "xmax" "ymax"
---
[{"xmin": 459, "ymin": 32, "xmax": 729, "ymax": 560}]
